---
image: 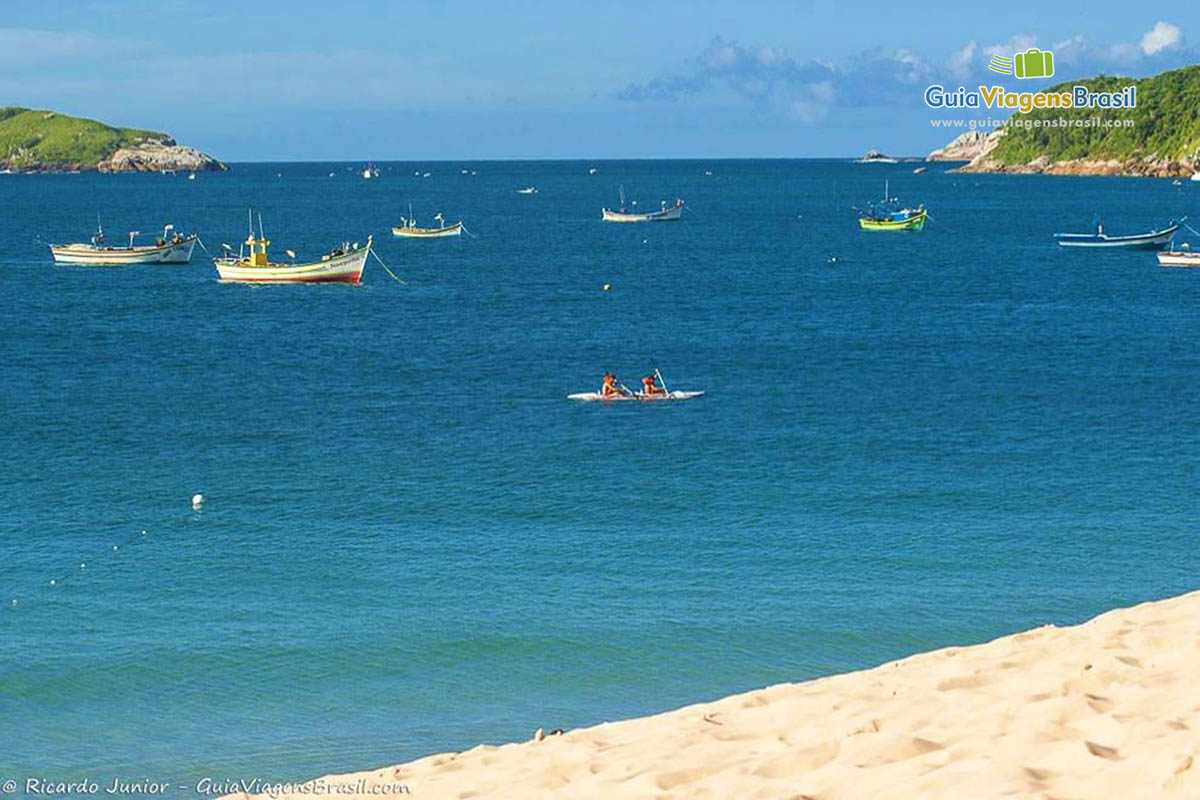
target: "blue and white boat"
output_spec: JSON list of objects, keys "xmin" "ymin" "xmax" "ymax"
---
[{"xmin": 1054, "ymin": 215, "xmax": 1179, "ymax": 249}]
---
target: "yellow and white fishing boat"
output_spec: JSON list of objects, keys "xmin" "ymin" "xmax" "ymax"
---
[
  {"xmin": 50, "ymin": 221, "xmax": 197, "ymax": 265},
  {"xmin": 392, "ymin": 211, "xmax": 462, "ymax": 238},
  {"xmin": 214, "ymin": 212, "xmax": 372, "ymax": 284}
]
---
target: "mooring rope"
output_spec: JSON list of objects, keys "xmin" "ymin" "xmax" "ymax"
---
[
  {"xmin": 460, "ymin": 223, "xmax": 479, "ymax": 239},
  {"xmin": 369, "ymin": 248, "xmax": 408, "ymax": 285},
  {"xmin": 195, "ymin": 237, "xmax": 213, "ymax": 257}
]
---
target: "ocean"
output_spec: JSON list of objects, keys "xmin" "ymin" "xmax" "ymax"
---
[{"xmin": 1, "ymin": 160, "xmax": 1197, "ymax": 791}]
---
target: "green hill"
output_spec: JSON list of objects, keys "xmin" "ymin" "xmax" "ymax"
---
[
  {"xmin": 0, "ymin": 107, "xmax": 222, "ymax": 172},
  {"xmin": 986, "ymin": 65, "xmax": 1200, "ymax": 169}
]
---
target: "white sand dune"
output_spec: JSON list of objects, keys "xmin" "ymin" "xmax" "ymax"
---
[{"xmin": 229, "ymin": 590, "xmax": 1200, "ymax": 799}]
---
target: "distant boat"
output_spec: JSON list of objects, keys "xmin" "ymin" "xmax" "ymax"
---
[
  {"xmin": 517, "ymin": 186, "xmax": 538, "ymax": 194},
  {"xmin": 50, "ymin": 220, "xmax": 197, "ymax": 265},
  {"xmin": 1158, "ymin": 244, "xmax": 1200, "ymax": 266},
  {"xmin": 1190, "ymin": 172, "xmax": 1200, "ymax": 182},
  {"xmin": 588, "ymin": 167, "xmax": 598, "ymax": 174},
  {"xmin": 854, "ymin": 149, "xmax": 900, "ymax": 164},
  {"xmin": 912, "ymin": 166, "xmax": 927, "ymax": 174},
  {"xmin": 362, "ymin": 164, "xmax": 379, "ymax": 179},
  {"xmin": 214, "ymin": 210, "xmax": 371, "ymax": 283},
  {"xmin": 856, "ymin": 180, "xmax": 926, "ymax": 231},
  {"xmin": 188, "ymin": 172, "xmax": 196, "ymax": 180},
  {"xmin": 602, "ymin": 185, "xmax": 683, "ymax": 222},
  {"xmin": 393, "ymin": 209, "xmax": 462, "ymax": 238},
  {"xmin": 1054, "ymin": 215, "xmax": 1178, "ymax": 249}
]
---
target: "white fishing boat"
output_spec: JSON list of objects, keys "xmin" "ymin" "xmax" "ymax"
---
[
  {"xmin": 602, "ymin": 186, "xmax": 684, "ymax": 222},
  {"xmin": 517, "ymin": 186, "xmax": 538, "ymax": 194},
  {"xmin": 50, "ymin": 221, "xmax": 197, "ymax": 265},
  {"xmin": 362, "ymin": 164, "xmax": 379, "ymax": 179},
  {"xmin": 393, "ymin": 209, "xmax": 463, "ymax": 238},
  {"xmin": 1157, "ymin": 245, "xmax": 1200, "ymax": 266},
  {"xmin": 214, "ymin": 211, "xmax": 371, "ymax": 284}
]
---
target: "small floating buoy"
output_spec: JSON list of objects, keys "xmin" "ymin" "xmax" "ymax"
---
[
  {"xmin": 603, "ymin": 284, "xmax": 611, "ymax": 291},
  {"xmin": 111, "ymin": 545, "xmax": 119, "ymax": 551},
  {"xmin": 192, "ymin": 493, "xmax": 204, "ymax": 510},
  {"xmin": 9, "ymin": 598, "xmax": 16, "ymax": 607},
  {"xmin": 79, "ymin": 563, "xmax": 86, "ymax": 570},
  {"xmin": 49, "ymin": 579, "xmax": 57, "ymax": 586}
]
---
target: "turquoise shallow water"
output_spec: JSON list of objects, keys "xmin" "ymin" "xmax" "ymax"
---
[{"xmin": 1, "ymin": 160, "xmax": 1198, "ymax": 790}]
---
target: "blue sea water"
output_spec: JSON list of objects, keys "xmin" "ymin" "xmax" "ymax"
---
[{"xmin": 0, "ymin": 160, "xmax": 1197, "ymax": 791}]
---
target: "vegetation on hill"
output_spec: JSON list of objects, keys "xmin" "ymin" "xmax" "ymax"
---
[
  {"xmin": 0, "ymin": 107, "xmax": 170, "ymax": 170},
  {"xmin": 988, "ymin": 65, "xmax": 1200, "ymax": 166}
]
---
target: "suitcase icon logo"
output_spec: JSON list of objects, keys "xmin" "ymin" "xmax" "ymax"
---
[{"xmin": 988, "ymin": 48, "xmax": 1055, "ymax": 79}]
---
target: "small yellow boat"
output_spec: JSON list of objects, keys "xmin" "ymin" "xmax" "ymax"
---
[{"xmin": 392, "ymin": 211, "xmax": 462, "ymax": 238}]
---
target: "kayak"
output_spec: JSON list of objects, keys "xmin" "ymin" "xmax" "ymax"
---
[{"xmin": 567, "ymin": 391, "xmax": 705, "ymax": 402}]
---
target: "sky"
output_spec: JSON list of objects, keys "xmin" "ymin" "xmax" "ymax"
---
[{"xmin": 3, "ymin": 0, "xmax": 1199, "ymax": 160}]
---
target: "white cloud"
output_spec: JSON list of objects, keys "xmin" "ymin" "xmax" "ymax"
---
[
  {"xmin": 1141, "ymin": 21, "xmax": 1182, "ymax": 55},
  {"xmin": 949, "ymin": 41, "xmax": 977, "ymax": 78},
  {"xmin": 982, "ymin": 34, "xmax": 1037, "ymax": 58}
]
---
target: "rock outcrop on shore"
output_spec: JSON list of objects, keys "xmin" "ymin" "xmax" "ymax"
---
[
  {"xmin": 98, "ymin": 139, "xmax": 225, "ymax": 173},
  {"xmin": 928, "ymin": 65, "xmax": 1200, "ymax": 178},
  {"xmin": 226, "ymin": 589, "xmax": 1200, "ymax": 800},
  {"xmin": 953, "ymin": 153, "xmax": 1197, "ymax": 177},
  {"xmin": 926, "ymin": 129, "xmax": 1004, "ymax": 162},
  {"xmin": 0, "ymin": 107, "xmax": 225, "ymax": 173}
]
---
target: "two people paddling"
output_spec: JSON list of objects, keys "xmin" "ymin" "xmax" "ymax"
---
[{"xmin": 601, "ymin": 370, "xmax": 666, "ymax": 398}]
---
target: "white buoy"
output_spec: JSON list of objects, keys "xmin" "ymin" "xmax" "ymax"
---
[
  {"xmin": 603, "ymin": 284, "xmax": 611, "ymax": 292},
  {"xmin": 192, "ymin": 493, "xmax": 204, "ymax": 510},
  {"xmin": 9, "ymin": 598, "xmax": 16, "ymax": 607},
  {"xmin": 112, "ymin": 545, "xmax": 119, "ymax": 551},
  {"xmin": 49, "ymin": 579, "xmax": 56, "ymax": 586},
  {"xmin": 79, "ymin": 563, "xmax": 86, "ymax": 570}
]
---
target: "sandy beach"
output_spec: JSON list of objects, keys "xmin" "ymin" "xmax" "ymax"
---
[{"xmin": 227, "ymin": 590, "xmax": 1200, "ymax": 799}]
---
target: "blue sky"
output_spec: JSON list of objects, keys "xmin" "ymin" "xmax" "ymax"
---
[{"xmin": 3, "ymin": 1, "xmax": 1198, "ymax": 160}]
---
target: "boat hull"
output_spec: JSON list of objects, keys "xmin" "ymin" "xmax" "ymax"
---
[
  {"xmin": 50, "ymin": 236, "xmax": 197, "ymax": 265},
  {"xmin": 601, "ymin": 206, "xmax": 683, "ymax": 223},
  {"xmin": 1157, "ymin": 250, "xmax": 1200, "ymax": 267},
  {"xmin": 567, "ymin": 390, "xmax": 705, "ymax": 402},
  {"xmin": 1055, "ymin": 225, "xmax": 1178, "ymax": 249},
  {"xmin": 859, "ymin": 211, "xmax": 927, "ymax": 231},
  {"xmin": 214, "ymin": 243, "xmax": 370, "ymax": 284},
  {"xmin": 392, "ymin": 222, "xmax": 462, "ymax": 238}
]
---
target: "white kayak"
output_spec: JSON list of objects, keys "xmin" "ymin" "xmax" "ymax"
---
[{"xmin": 567, "ymin": 390, "xmax": 705, "ymax": 402}]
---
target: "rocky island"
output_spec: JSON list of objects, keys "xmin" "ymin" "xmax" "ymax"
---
[
  {"xmin": 0, "ymin": 107, "xmax": 225, "ymax": 173},
  {"xmin": 928, "ymin": 65, "xmax": 1200, "ymax": 177}
]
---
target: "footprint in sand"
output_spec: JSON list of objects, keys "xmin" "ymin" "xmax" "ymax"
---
[{"xmin": 1085, "ymin": 740, "xmax": 1121, "ymax": 760}]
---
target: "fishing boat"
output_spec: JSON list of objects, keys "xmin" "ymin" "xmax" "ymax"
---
[
  {"xmin": 1054, "ymin": 216, "xmax": 1178, "ymax": 249},
  {"xmin": 517, "ymin": 186, "xmax": 538, "ymax": 194},
  {"xmin": 362, "ymin": 164, "xmax": 379, "ymax": 179},
  {"xmin": 854, "ymin": 148, "xmax": 899, "ymax": 164},
  {"xmin": 1157, "ymin": 244, "xmax": 1200, "ymax": 266},
  {"xmin": 856, "ymin": 181, "xmax": 926, "ymax": 231},
  {"xmin": 602, "ymin": 186, "xmax": 684, "ymax": 222},
  {"xmin": 213, "ymin": 211, "xmax": 372, "ymax": 284},
  {"xmin": 50, "ymin": 220, "xmax": 197, "ymax": 265},
  {"xmin": 392, "ymin": 209, "xmax": 462, "ymax": 238}
]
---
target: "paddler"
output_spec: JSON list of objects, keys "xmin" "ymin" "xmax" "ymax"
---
[
  {"xmin": 601, "ymin": 372, "xmax": 628, "ymax": 398},
  {"xmin": 641, "ymin": 371, "xmax": 666, "ymax": 397}
]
